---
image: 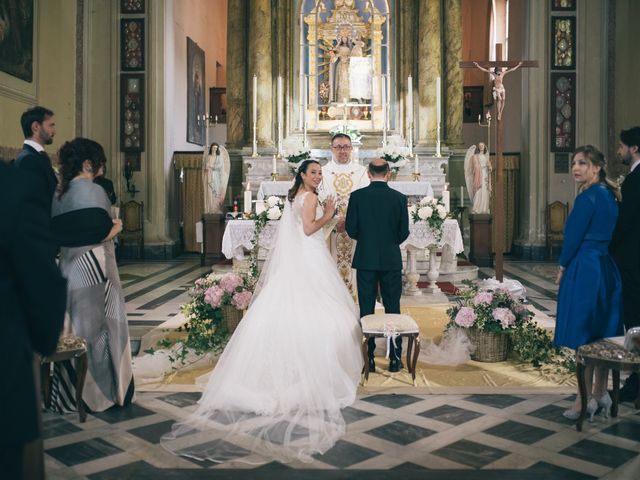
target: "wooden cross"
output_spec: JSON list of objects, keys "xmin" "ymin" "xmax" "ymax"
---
[{"xmin": 460, "ymin": 44, "xmax": 538, "ymax": 281}]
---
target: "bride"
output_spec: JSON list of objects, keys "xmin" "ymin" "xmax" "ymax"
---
[{"xmin": 161, "ymin": 159, "xmax": 363, "ymax": 464}]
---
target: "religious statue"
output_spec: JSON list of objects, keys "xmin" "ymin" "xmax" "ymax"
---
[
  {"xmin": 329, "ymin": 34, "xmax": 353, "ymax": 103},
  {"xmin": 473, "ymin": 61, "xmax": 522, "ymax": 120},
  {"xmin": 464, "ymin": 142, "xmax": 492, "ymax": 215},
  {"xmin": 202, "ymin": 143, "xmax": 230, "ymax": 214}
]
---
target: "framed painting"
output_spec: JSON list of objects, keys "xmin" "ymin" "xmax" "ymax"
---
[
  {"xmin": 551, "ymin": 16, "xmax": 575, "ymax": 70},
  {"xmin": 0, "ymin": 0, "xmax": 34, "ymax": 82},
  {"xmin": 120, "ymin": 74, "xmax": 145, "ymax": 152},
  {"xmin": 550, "ymin": 73, "xmax": 576, "ymax": 153},
  {"xmin": 187, "ymin": 37, "xmax": 206, "ymax": 146},
  {"xmin": 121, "ymin": 18, "xmax": 145, "ymax": 71},
  {"xmin": 463, "ymin": 86, "xmax": 484, "ymax": 123}
]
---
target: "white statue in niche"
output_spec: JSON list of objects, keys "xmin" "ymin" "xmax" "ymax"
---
[
  {"xmin": 464, "ymin": 142, "xmax": 492, "ymax": 214},
  {"xmin": 202, "ymin": 143, "xmax": 230, "ymax": 214}
]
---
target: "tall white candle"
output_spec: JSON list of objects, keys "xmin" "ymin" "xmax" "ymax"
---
[
  {"xmin": 252, "ymin": 75, "xmax": 258, "ymax": 127},
  {"xmin": 302, "ymin": 76, "xmax": 307, "ymax": 148},
  {"xmin": 459, "ymin": 186, "xmax": 464, "ymax": 207},
  {"xmin": 277, "ymin": 76, "xmax": 283, "ymax": 155},
  {"xmin": 442, "ymin": 184, "xmax": 450, "ymax": 212},
  {"xmin": 436, "ymin": 76, "xmax": 442, "ymax": 126},
  {"xmin": 414, "ymin": 153, "xmax": 419, "ymax": 174},
  {"xmin": 407, "ymin": 75, "xmax": 413, "ymax": 128},
  {"xmin": 381, "ymin": 78, "xmax": 387, "ymax": 133},
  {"xmin": 244, "ymin": 183, "xmax": 252, "ymax": 214},
  {"xmin": 272, "ymin": 154, "xmax": 277, "ymax": 175},
  {"xmin": 255, "ymin": 200, "xmax": 266, "ymax": 215}
]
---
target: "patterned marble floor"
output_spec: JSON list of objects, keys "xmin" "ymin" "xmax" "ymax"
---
[{"xmin": 41, "ymin": 256, "xmax": 639, "ymax": 479}]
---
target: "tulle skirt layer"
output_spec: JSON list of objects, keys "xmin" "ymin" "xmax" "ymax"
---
[{"xmin": 161, "ymin": 238, "xmax": 363, "ymax": 464}]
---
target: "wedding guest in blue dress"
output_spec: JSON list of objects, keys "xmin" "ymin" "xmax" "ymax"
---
[{"xmin": 554, "ymin": 145, "xmax": 624, "ymax": 420}]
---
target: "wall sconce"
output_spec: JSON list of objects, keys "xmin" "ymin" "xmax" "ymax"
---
[{"xmin": 123, "ymin": 160, "xmax": 140, "ymax": 197}]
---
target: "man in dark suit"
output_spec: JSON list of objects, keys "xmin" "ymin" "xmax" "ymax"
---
[
  {"xmin": 346, "ymin": 159, "xmax": 410, "ymax": 372},
  {"xmin": 610, "ymin": 126, "xmax": 640, "ymax": 401},
  {"xmin": 14, "ymin": 106, "xmax": 58, "ymax": 213},
  {"xmin": 0, "ymin": 162, "xmax": 66, "ymax": 478}
]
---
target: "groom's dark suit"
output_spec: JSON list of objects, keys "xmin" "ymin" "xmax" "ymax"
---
[
  {"xmin": 346, "ymin": 181, "xmax": 410, "ymax": 369},
  {"xmin": 14, "ymin": 143, "xmax": 58, "ymax": 214}
]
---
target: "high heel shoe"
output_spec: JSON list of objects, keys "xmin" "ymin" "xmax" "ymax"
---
[
  {"xmin": 563, "ymin": 398, "xmax": 598, "ymax": 422},
  {"xmin": 596, "ymin": 392, "xmax": 613, "ymax": 419}
]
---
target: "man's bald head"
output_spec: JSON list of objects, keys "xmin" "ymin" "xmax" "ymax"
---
[{"xmin": 368, "ymin": 158, "xmax": 390, "ymax": 178}]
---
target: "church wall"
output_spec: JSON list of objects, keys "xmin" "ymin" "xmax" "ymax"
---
[{"xmin": 0, "ymin": 0, "xmax": 77, "ymax": 158}]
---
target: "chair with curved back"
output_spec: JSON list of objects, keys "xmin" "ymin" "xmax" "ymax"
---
[
  {"xmin": 547, "ymin": 201, "xmax": 568, "ymax": 259},
  {"xmin": 120, "ymin": 200, "xmax": 144, "ymax": 259}
]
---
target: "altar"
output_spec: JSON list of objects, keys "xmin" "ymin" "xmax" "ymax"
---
[{"xmin": 221, "ymin": 218, "xmax": 463, "ymax": 296}]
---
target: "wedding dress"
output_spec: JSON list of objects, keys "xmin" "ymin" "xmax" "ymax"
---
[{"xmin": 161, "ymin": 192, "xmax": 363, "ymax": 464}]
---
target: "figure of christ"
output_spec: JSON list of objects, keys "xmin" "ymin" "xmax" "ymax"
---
[
  {"xmin": 473, "ymin": 61, "xmax": 522, "ymax": 120},
  {"xmin": 320, "ymin": 133, "xmax": 370, "ymax": 295}
]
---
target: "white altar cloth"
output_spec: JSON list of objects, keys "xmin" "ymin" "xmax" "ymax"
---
[
  {"xmin": 221, "ymin": 218, "xmax": 462, "ymax": 260},
  {"xmin": 257, "ymin": 180, "xmax": 433, "ymax": 200}
]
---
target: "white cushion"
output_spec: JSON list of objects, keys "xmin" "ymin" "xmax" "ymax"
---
[{"xmin": 361, "ymin": 313, "xmax": 419, "ymax": 334}]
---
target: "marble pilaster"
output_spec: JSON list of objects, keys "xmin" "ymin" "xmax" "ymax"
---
[
  {"xmin": 226, "ymin": 0, "xmax": 247, "ymax": 148},
  {"xmin": 249, "ymin": 0, "xmax": 273, "ymax": 147},
  {"xmin": 417, "ymin": 0, "xmax": 441, "ymax": 145},
  {"xmin": 443, "ymin": 0, "xmax": 463, "ymax": 147}
]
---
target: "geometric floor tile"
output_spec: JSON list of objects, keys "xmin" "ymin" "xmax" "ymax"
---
[
  {"xmin": 432, "ymin": 439, "xmax": 509, "ymax": 468},
  {"xmin": 464, "ymin": 394, "xmax": 526, "ymax": 409},
  {"xmin": 42, "ymin": 415, "xmax": 83, "ymax": 439},
  {"xmin": 418, "ymin": 405, "xmax": 484, "ymax": 425},
  {"xmin": 525, "ymin": 461, "xmax": 599, "ymax": 480},
  {"xmin": 158, "ymin": 392, "xmax": 202, "ymax": 408},
  {"xmin": 91, "ymin": 404, "xmax": 155, "ymax": 424},
  {"xmin": 560, "ymin": 439, "xmax": 638, "ymax": 469},
  {"xmin": 314, "ymin": 440, "xmax": 381, "ymax": 468},
  {"xmin": 46, "ymin": 437, "xmax": 123, "ymax": 466},
  {"xmin": 127, "ymin": 419, "xmax": 175, "ymax": 444},
  {"xmin": 342, "ymin": 406, "xmax": 375, "ymax": 424},
  {"xmin": 483, "ymin": 420, "xmax": 555, "ymax": 444},
  {"xmin": 360, "ymin": 394, "xmax": 423, "ymax": 409},
  {"xmin": 526, "ymin": 405, "xmax": 576, "ymax": 426},
  {"xmin": 600, "ymin": 420, "xmax": 640, "ymax": 443},
  {"xmin": 365, "ymin": 420, "xmax": 436, "ymax": 445}
]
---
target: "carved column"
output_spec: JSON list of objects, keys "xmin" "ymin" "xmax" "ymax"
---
[
  {"xmin": 249, "ymin": 0, "xmax": 273, "ymax": 146},
  {"xmin": 226, "ymin": 0, "xmax": 246, "ymax": 147},
  {"xmin": 444, "ymin": 0, "xmax": 463, "ymax": 146},
  {"xmin": 417, "ymin": 0, "xmax": 441, "ymax": 144}
]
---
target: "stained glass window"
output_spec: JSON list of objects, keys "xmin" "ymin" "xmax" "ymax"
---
[
  {"xmin": 551, "ymin": 73, "xmax": 575, "ymax": 152},
  {"xmin": 121, "ymin": 19, "xmax": 145, "ymax": 71},
  {"xmin": 551, "ymin": 16, "xmax": 575, "ymax": 69}
]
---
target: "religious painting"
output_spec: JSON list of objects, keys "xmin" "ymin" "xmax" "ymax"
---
[
  {"xmin": 120, "ymin": 74, "xmax": 145, "ymax": 152},
  {"xmin": 550, "ymin": 73, "xmax": 575, "ymax": 153},
  {"xmin": 463, "ymin": 86, "xmax": 484, "ymax": 123},
  {"xmin": 551, "ymin": 16, "xmax": 575, "ymax": 69},
  {"xmin": 551, "ymin": 0, "xmax": 574, "ymax": 11},
  {"xmin": 187, "ymin": 37, "xmax": 206, "ymax": 146},
  {"xmin": 209, "ymin": 87, "xmax": 227, "ymax": 123},
  {"xmin": 121, "ymin": 0, "xmax": 145, "ymax": 14},
  {"xmin": 121, "ymin": 19, "xmax": 145, "ymax": 71},
  {"xmin": 0, "ymin": 0, "xmax": 34, "ymax": 82}
]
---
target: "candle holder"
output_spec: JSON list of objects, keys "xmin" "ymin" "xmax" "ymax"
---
[
  {"xmin": 412, "ymin": 172, "xmax": 421, "ymax": 182},
  {"xmin": 270, "ymin": 172, "xmax": 278, "ymax": 182},
  {"xmin": 435, "ymin": 122, "xmax": 442, "ymax": 158}
]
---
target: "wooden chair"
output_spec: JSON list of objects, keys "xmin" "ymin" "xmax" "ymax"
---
[
  {"xmin": 120, "ymin": 200, "xmax": 144, "ymax": 259},
  {"xmin": 546, "ymin": 201, "xmax": 568, "ymax": 259}
]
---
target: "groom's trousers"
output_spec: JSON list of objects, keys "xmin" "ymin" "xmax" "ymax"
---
[{"xmin": 357, "ymin": 270, "xmax": 403, "ymax": 360}]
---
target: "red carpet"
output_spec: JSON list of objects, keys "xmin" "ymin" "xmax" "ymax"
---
[{"xmin": 417, "ymin": 281, "xmax": 459, "ymax": 295}]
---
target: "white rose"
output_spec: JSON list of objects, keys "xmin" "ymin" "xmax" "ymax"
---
[
  {"xmin": 418, "ymin": 206, "xmax": 433, "ymax": 220},
  {"xmin": 437, "ymin": 205, "xmax": 447, "ymax": 219},
  {"xmin": 266, "ymin": 196, "xmax": 280, "ymax": 208},
  {"xmin": 419, "ymin": 196, "xmax": 433, "ymax": 205},
  {"xmin": 408, "ymin": 205, "xmax": 417, "ymax": 215},
  {"xmin": 267, "ymin": 206, "xmax": 282, "ymax": 220}
]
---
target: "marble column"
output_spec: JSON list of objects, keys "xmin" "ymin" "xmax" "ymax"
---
[
  {"xmin": 443, "ymin": 0, "xmax": 463, "ymax": 146},
  {"xmin": 249, "ymin": 0, "xmax": 273, "ymax": 146},
  {"xmin": 226, "ymin": 0, "xmax": 247, "ymax": 148},
  {"xmin": 417, "ymin": 0, "xmax": 441, "ymax": 145}
]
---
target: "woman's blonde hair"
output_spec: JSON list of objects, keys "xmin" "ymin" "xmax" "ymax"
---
[{"xmin": 573, "ymin": 144, "xmax": 621, "ymax": 202}]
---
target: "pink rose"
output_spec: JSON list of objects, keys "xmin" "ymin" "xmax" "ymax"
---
[
  {"xmin": 454, "ymin": 307, "xmax": 477, "ymax": 328},
  {"xmin": 204, "ymin": 286, "xmax": 224, "ymax": 308},
  {"xmin": 472, "ymin": 291, "xmax": 494, "ymax": 305},
  {"xmin": 493, "ymin": 307, "xmax": 516, "ymax": 329},
  {"xmin": 219, "ymin": 273, "xmax": 244, "ymax": 294},
  {"xmin": 231, "ymin": 290, "xmax": 253, "ymax": 310}
]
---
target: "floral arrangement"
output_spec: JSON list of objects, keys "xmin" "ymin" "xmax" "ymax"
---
[
  {"xmin": 377, "ymin": 144, "xmax": 409, "ymax": 173},
  {"xmin": 409, "ymin": 196, "xmax": 448, "ymax": 241},
  {"xmin": 248, "ymin": 196, "xmax": 284, "ymax": 276},
  {"xmin": 329, "ymin": 124, "xmax": 362, "ymax": 143},
  {"xmin": 447, "ymin": 283, "xmax": 532, "ymax": 334},
  {"xmin": 285, "ymin": 148, "xmax": 311, "ymax": 173}
]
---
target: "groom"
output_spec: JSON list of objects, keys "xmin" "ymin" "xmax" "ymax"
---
[{"xmin": 346, "ymin": 159, "xmax": 410, "ymax": 372}]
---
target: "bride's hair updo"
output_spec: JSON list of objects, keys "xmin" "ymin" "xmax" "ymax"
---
[
  {"xmin": 287, "ymin": 159, "xmax": 321, "ymax": 203},
  {"xmin": 57, "ymin": 137, "xmax": 107, "ymax": 198},
  {"xmin": 573, "ymin": 144, "xmax": 621, "ymax": 202}
]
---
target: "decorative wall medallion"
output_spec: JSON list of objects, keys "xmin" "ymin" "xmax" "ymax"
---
[
  {"xmin": 551, "ymin": 16, "xmax": 575, "ymax": 69},
  {"xmin": 121, "ymin": 0, "xmax": 145, "ymax": 14},
  {"xmin": 550, "ymin": 73, "xmax": 575, "ymax": 153},
  {"xmin": 121, "ymin": 19, "xmax": 145, "ymax": 71},
  {"xmin": 120, "ymin": 74, "xmax": 145, "ymax": 152}
]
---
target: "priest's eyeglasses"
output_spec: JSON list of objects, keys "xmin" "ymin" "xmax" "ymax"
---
[{"xmin": 331, "ymin": 145, "xmax": 352, "ymax": 150}]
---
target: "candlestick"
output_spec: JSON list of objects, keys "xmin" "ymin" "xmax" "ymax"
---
[
  {"xmin": 407, "ymin": 75, "xmax": 413, "ymax": 157},
  {"xmin": 414, "ymin": 153, "xmax": 419, "ymax": 175},
  {"xmin": 442, "ymin": 183, "xmax": 450, "ymax": 212},
  {"xmin": 381, "ymin": 76, "xmax": 387, "ymax": 146},
  {"xmin": 252, "ymin": 74, "xmax": 258, "ymax": 157},
  {"xmin": 459, "ymin": 186, "xmax": 464, "ymax": 207},
  {"xmin": 244, "ymin": 183, "xmax": 252, "ymax": 215},
  {"xmin": 277, "ymin": 76, "xmax": 283, "ymax": 156}
]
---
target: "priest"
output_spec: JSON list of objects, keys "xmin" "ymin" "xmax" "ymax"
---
[{"xmin": 320, "ymin": 133, "xmax": 370, "ymax": 294}]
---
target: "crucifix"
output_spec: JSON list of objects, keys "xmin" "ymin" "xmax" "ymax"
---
[{"xmin": 460, "ymin": 44, "xmax": 538, "ymax": 281}]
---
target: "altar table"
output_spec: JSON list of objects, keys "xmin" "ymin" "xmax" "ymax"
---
[{"xmin": 257, "ymin": 180, "xmax": 434, "ymax": 201}]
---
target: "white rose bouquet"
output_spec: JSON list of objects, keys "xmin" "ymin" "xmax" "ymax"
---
[
  {"xmin": 409, "ymin": 196, "xmax": 448, "ymax": 241},
  {"xmin": 377, "ymin": 144, "xmax": 409, "ymax": 173}
]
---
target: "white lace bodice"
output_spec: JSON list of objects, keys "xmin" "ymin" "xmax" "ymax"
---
[{"xmin": 292, "ymin": 192, "xmax": 325, "ymax": 246}]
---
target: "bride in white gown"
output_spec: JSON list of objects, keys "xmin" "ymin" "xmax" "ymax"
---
[{"xmin": 161, "ymin": 160, "xmax": 363, "ymax": 464}]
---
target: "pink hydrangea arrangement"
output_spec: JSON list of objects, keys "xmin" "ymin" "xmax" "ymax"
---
[{"xmin": 447, "ymin": 282, "xmax": 532, "ymax": 334}]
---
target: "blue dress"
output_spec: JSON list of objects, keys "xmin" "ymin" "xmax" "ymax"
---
[{"xmin": 554, "ymin": 184, "xmax": 623, "ymax": 350}]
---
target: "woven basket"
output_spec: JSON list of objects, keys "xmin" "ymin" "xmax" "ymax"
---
[
  {"xmin": 467, "ymin": 327, "xmax": 510, "ymax": 362},
  {"xmin": 222, "ymin": 304, "xmax": 243, "ymax": 334}
]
